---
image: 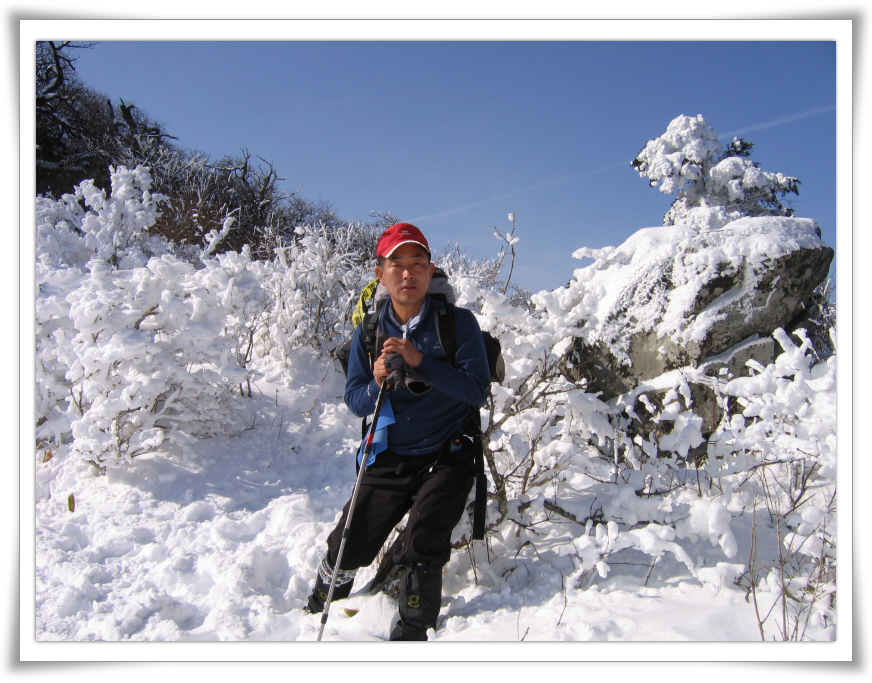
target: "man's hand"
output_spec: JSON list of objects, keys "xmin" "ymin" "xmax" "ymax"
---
[
  {"xmin": 373, "ymin": 353, "xmax": 390, "ymax": 387},
  {"xmin": 373, "ymin": 337, "xmax": 423, "ymax": 387},
  {"xmin": 380, "ymin": 337, "xmax": 424, "ymax": 368}
]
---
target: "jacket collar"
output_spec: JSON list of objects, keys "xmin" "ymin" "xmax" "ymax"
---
[{"xmin": 386, "ymin": 295, "xmax": 430, "ymax": 338}]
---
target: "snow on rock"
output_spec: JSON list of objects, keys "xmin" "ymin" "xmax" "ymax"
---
[{"xmin": 536, "ymin": 216, "xmax": 833, "ymax": 400}]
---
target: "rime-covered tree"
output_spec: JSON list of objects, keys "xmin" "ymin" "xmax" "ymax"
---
[
  {"xmin": 36, "ymin": 41, "xmax": 179, "ymax": 197},
  {"xmin": 36, "ymin": 40, "xmax": 96, "ymax": 194},
  {"xmin": 632, "ymin": 114, "xmax": 800, "ymax": 230},
  {"xmin": 34, "ymin": 42, "xmax": 342, "ymax": 260}
]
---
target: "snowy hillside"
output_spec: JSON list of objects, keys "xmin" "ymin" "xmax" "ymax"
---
[{"xmin": 29, "ymin": 167, "xmax": 840, "ymax": 654}]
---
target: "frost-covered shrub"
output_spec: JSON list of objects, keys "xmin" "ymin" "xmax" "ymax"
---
[
  {"xmin": 37, "ymin": 165, "xmax": 171, "ymax": 449},
  {"xmin": 51, "ymin": 252, "xmax": 260, "ymax": 466},
  {"xmin": 246, "ymin": 221, "xmax": 381, "ymax": 363},
  {"xmin": 716, "ymin": 327, "xmax": 836, "ymax": 491},
  {"xmin": 451, "ymin": 280, "xmax": 616, "ymax": 529},
  {"xmin": 585, "ymin": 326, "xmax": 837, "ymax": 588},
  {"xmin": 36, "ymin": 165, "xmax": 168, "ymax": 270},
  {"xmin": 34, "ymin": 179, "xmax": 390, "ymax": 463},
  {"xmin": 34, "ymin": 166, "xmax": 266, "ymax": 465},
  {"xmin": 36, "ymin": 266, "xmax": 84, "ymax": 445},
  {"xmin": 435, "ymin": 245, "xmax": 502, "ymax": 290},
  {"xmin": 714, "ymin": 330, "xmax": 837, "ymax": 638}
]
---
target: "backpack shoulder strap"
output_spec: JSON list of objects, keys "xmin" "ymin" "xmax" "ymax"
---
[
  {"xmin": 361, "ymin": 298, "xmax": 388, "ymax": 371},
  {"xmin": 430, "ymin": 294, "xmax": 457, "ymax": 366},
  {"xmin": 359, "ymin": 299, "xmax": 388, "ymax": 439}
]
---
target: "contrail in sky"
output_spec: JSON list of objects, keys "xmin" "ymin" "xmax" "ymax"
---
[
  {"xmin": 409, "ymin": 160, "xmax": 629, "ymax": 223},
  {"xmin": 720, "ymin": 104, "xmax": 836, "ymax": 139},
  {"xmin": 412, "ymin": 104, "xmax": 835, "ymax": 224}
]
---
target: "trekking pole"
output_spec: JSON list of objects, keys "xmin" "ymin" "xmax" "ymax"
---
[{"xmin": 317, "ymin": 378, "xmax": 394, "ymax": 641}]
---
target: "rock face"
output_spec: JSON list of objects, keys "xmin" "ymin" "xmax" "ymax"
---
[{"xmin": 543, "ymin": 217, "xmax": 833, "ymax": 403}]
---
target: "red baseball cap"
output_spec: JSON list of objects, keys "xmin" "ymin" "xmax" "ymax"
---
[{"xmin": 376, "ymin": 223, "xmax": 430, "ymax": 259}]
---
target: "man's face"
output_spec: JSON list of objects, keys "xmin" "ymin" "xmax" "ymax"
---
[{"xmin": 375, "ymin": 243, "xmax": 435, "ymax": 310}]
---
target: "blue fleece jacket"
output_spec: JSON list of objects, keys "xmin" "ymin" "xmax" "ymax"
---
[{"xmin": 344, "ymin": 296, "xmax": 490, "ymax": 455}]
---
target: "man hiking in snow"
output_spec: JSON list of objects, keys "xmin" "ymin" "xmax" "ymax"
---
[{"xmin": 306, "ymin": 222, "xmax": 490, "ymax": 640}]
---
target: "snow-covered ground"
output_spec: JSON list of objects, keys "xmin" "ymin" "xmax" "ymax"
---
[
  {"xmin": 27, "ymin": 345, "xmax": 839, "ymax": 654},
  {"xmin": 22, "ymin": 167, "xmax": 855, "ymax": 671},
  {"xmin": 32, "ymin": 353, "xmax": 760, "ymax": 642}
]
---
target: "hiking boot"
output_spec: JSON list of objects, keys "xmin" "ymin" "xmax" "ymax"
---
[
  {"xmin": 389, "ymin": 563, "xmax": 442, "ymax": 641},
  {"xmin": 305, "ymin": 574, "xmax": 353, "ymax": 614},
  {"xmin": 305, "ymin": 556, "xmax": 356, "ymax": 614}
]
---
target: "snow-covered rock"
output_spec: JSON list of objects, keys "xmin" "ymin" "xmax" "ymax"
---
[{"xmin": 538, "ymin": 216, "xmax": 833, "ymax": 401}]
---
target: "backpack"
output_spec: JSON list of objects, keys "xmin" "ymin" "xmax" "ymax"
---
[{"xmin": 333, "ymin": 268, "xmax": 504, "ymax": 541}]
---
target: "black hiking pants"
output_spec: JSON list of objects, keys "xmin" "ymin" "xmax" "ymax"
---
[{"xmin": 325, "ymin": 434, "xmax": 474, "ymax": 570}]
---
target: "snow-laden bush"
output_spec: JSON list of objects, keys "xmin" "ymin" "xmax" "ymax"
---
[
  {"xmin": 436, "ymin": 245, "xmax": 502, "ymax": 290},
  {"xmin": 37, "ymin": 166, "xmax": 170, "ymax": 448},
  {"xmin": 715, "ymin": 328, "xmax": 836, "ymax": 638},
  {"xmin": 36, "ymin": 165, "xmax": 168, "ymax": 269},
  {"xmin": 35, "ymin": 173, "xmax": 388, "ymax": 464},
  {"xmin": 35, "ymin": 167, "xmax": 264, "ymax": 466},
  {"xmin": 243, "ymin": 220, "xmax": 381, "ymax": 366},
  {"xmin": 715, "ymin": 327, "xmax": 836, "ymax": 482},
  {"xmin": 42, "ymin": 252, "xmax": 264, "ymax": 467},
  {"xmin": 566, "ymin": 325, "xmax": 837, "ymax": 618}
]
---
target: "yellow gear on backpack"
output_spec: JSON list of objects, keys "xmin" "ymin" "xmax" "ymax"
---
[{"xmin": 351, "ymin": 278, "xmax": 380, "ymax": 329}]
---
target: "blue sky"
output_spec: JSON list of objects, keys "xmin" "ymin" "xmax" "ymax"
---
[{"xmin": 69, "ymin": 39, "xmax": 838, "ymax": 293}]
